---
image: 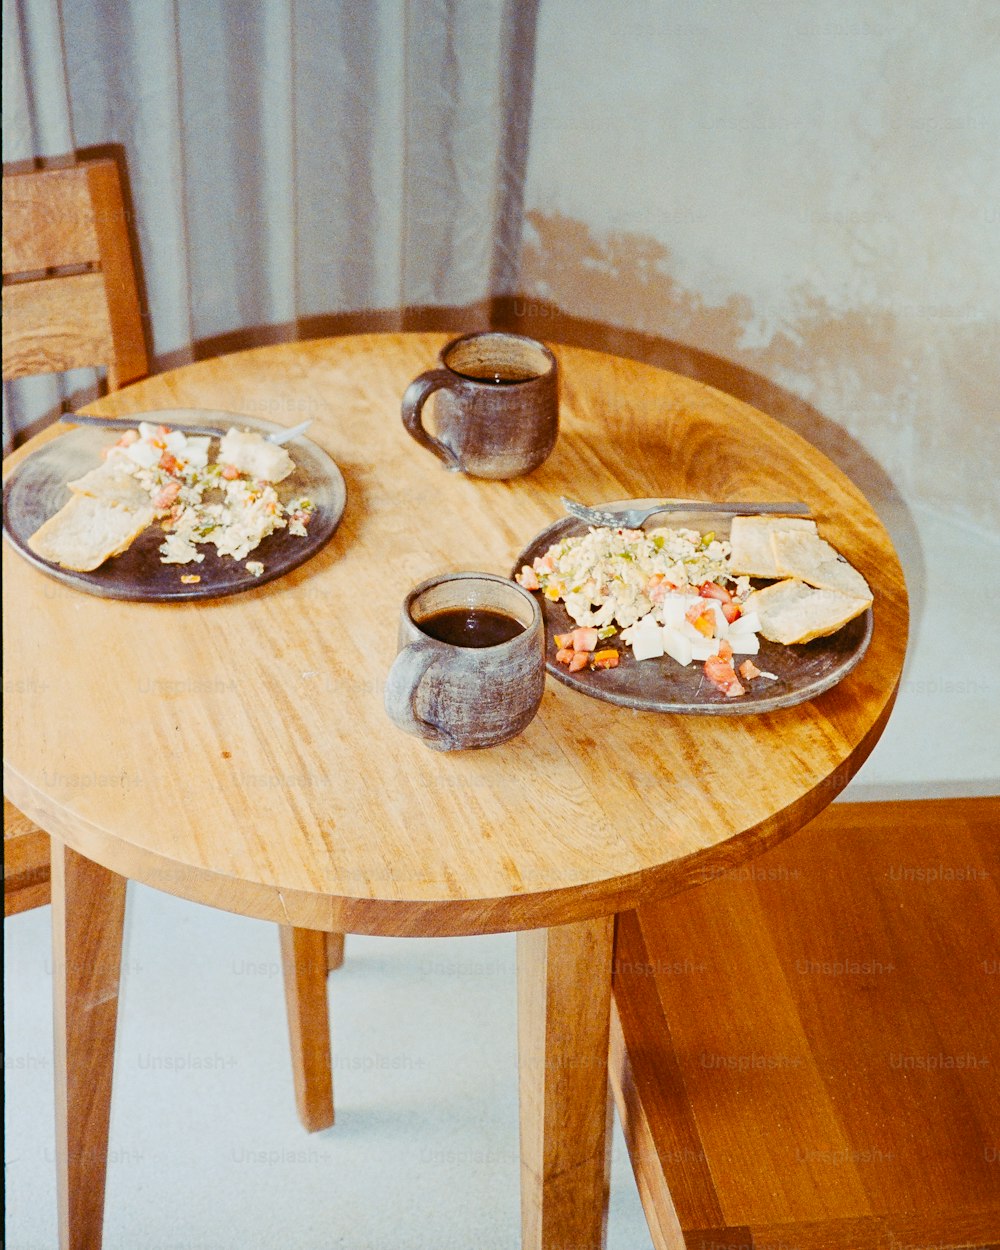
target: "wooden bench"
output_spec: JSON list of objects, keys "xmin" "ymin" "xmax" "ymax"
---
[{"xmin": 610, "ymin": 796, "xmax": 1000, "ymax": 1250}]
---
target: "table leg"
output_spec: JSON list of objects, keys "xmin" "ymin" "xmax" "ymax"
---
[
  {"xmin": 279, "ymin": 926, "xmax": 334, "ymax": 1132},
  {"xmin": 517, "ymin": 914, "xmax": 615, "ymax": 1250},
  {"xmin": 50, "ymin": 843, "xmax": 127, "ymax": 1250},
  {"xmin": 325, "ymin": 931, "xmax": 345, "ymax": 971}
]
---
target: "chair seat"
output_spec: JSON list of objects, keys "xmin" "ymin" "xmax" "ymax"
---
[
  {"xmin": 4, "ymin": 797, "xmax": 51, "ymax": 915},
  {"xmin": 610, "ymin": 796, "xmax": 1000, "ymax": 1250}
]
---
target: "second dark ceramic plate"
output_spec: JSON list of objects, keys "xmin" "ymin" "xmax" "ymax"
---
[{"xmin": 512, "ymin": 502, "xmax": 872, "ymax": 715}]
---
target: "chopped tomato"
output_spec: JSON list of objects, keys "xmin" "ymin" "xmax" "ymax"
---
[
  {"xmin": 517, "ymin": 564, "xmax": 540, "ymax": 590},
  {"xmin": 553, "ymin": 632, "xmax": 575, "ymax": 649},
  {"xmin": 567, "ymin": 651, "xmax": 589, "ymax": 672},
  {"xmin": 739, "ymin": 659, "xmax": 763, "ymax": 681},
  {"xmin": 555, "ymin": 648, "xmax": 575, "ymax": 665},
  {"xmin": 590, "ymin": 649, "xmax": 620, "ymax": 669},
  {"xmin": 685, "ymin": 601, "xmax": 715, "ymax": 637},
  {"xmin": 698, "ymin": 580, "xmax": 733, "ymax": 604},
  {"xmin": 153, "ymin": 481, "xmax": 181, "ymax": 509},
  {"xmin": 704, "ymin": 653, "xmax": 745, "ymax": 697},
  {"xmin": 220, "ymin": 464, "xmax": 241, "ymax": 480},
  {"xmin": 721, "ymin": 601, "xmax": 742, "ymax": 624},
  {"xmin": 570, "ymin": 627, "xmax": 599, "ymax": 652},
  {"xmin": 159, "ymin": 450, "xmax": 181, "ymax": 474},
  {"xmin": 717, "ymin": 639, "xmax": 733, "ymax": 662},
  {"xmin": 646, "ymin": 573, "xmax": 675, "ymax": 605}
]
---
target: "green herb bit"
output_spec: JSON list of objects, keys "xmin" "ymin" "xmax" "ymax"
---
[{"xmin": 597, "ymin": 625, "xmax": 618, "ymax": 639}]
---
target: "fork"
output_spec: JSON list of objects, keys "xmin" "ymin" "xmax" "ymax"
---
[
  {"xmin": 560, "ymin": 496, "xmax": 811, "ymax": 529},
  {"xmin": 65, "ymin": 414, "xmax": 312, "ymax": 444}
]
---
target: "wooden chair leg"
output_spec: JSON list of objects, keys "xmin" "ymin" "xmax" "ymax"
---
[
  {"xmin": 325, "ymin": 931, "xmax": 345, "ymax": 971},
  {"xmin": 517, "ymin": 914, "xmax": 615, "ymax": 1250},
  {"xmin": 279, "ymin": 926, "xmax": 334, "ymax": 1132},
  {"xmin": 51, "ymin": 842, "xmax": 127, "ymax": 1250}
]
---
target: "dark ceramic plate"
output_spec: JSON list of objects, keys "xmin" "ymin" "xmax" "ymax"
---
[
  {"xmin": 2, "ymin": 410, "xmax": 346, "ymax": 601},
  {"xmin": 512, "ymin": 502, "xmax": 873, "ymax": 715}
]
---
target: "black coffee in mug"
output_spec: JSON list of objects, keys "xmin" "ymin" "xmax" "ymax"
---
[
  {"xmin": 453, "ymin": 362, "xmax": 539, "ymax": 386},
  {"xmin": 419, "ymin": 607, "xmax": 525, "ymax": 648}
]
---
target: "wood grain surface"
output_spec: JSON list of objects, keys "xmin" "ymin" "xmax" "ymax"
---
[
  {"xmin": 610, "ymin": 796, "xmax": 1000, "ymax": 1250},
  {"xmin": 3, "ymin": 794, "xmax": 51, "ymax": 915},
  {"xmin": 2, "ymin": 159, "xmax": 147, "ymax": 389},
  {"xmin": 279, "ymin": 924, "xmax": 334, "ymax": 1132},
  {"xmin": 2, "ymin": 334, "xmax": 908, "ymax": 937},
  {"xmin": 518, "ymin": 916, "xmax": 615, "ymax": 1248},
  {"xmin": 51, "ymin": 841, "xmax": 126, "ymax": 1250}
]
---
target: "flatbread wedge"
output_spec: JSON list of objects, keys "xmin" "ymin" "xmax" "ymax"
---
[
  {"xmin": 27, "ymin": 494, "xmax": 155, "ymax": 572},
  {"xmin": 743, "ymin": 578, "xmax": 870, "ymax": 645},
  {"xmin": 67, "ymin": 457, "xmax": 156, "ymax": 511},
  {"xmin": 218, "ymin": 428, "xmax": 294, "ymax": 483},
  {"xmin": 771, "ymin": 529, "xmax": 872, "ymax": 602},
  {"xmin": 728, "ymin": 515, "xmax": 818, "ymax": 577}
]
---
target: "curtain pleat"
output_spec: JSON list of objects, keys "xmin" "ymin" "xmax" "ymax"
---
[
  {"xmin": 402, "ymin": 0, "xmax": 509, "ymax": 308},
  {"xmin": 2, "ymin": 0, "xmax": 532, "ymax": 447}
]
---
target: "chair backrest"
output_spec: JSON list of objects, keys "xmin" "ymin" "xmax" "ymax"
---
[{"xmin": 2, "ymin": 158, "xmax": 147, "ymax": 391}]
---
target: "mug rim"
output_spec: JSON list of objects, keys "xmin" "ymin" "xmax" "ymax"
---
[
  {"xmin": 439, "ymin": 331, "xmax": 557, "ymax": 383},
  {"xmin": 405, "ymin": 571, "xmax": 542, "ymax": 650}
]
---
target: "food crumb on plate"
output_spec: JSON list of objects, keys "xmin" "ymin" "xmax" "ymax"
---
[
  {"xmin": 180, "ymin": 574, "xmax": 201, "ymax": 584},
  {"xmin": 246, "ymin": 560, "xmax": 264, "ymax": 577}
]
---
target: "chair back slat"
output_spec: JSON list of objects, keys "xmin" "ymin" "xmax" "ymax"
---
[
  {"xmin": 2, "ymin": 158, "xmax": 147, "ymax": 390},
  {"xmin": 2, "ymin": 166, "xmax": 102, "ymax": 273},
  {"xmin": 3, "ymin": 273, "xmax": 114, "ymax": 380}
]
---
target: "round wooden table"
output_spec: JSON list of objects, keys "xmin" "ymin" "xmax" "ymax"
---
[{"xmin": 3, "ymin": 333, "xmax": 908, "ymax": 1249}]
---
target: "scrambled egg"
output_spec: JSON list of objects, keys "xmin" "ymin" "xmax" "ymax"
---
[
  {"xmin": 526, "ymin": 525, "xmax": 740, "ymax": 629},
  {"xmin": 112, "ymin": 422, "xmax": 313, "ymax": 566}
]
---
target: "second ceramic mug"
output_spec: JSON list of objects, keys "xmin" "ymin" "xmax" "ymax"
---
[
  {"xmin": 401, "ymin": 331, "xmax": 558, "ymax": 479},
  {"xmin": 383, "ymin": 572, "xmax": 545, "ymax": 751}
]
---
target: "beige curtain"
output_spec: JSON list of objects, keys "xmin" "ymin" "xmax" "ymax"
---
[{"xmin": 2, "ymin": 0, "xmax": 538, "ymax": 446}]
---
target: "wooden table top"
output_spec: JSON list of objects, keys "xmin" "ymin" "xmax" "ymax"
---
[{"xmin": 2, "ymin": 333, "xmax": 908, "ymax": 937}]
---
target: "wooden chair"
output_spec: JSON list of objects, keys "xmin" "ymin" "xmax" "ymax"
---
[
  {"xmin": 2, "ymin": 157, "xmax": 338, "ymax": 1133},
  {"xmin": 610, "ymin": 796, "xmax": 1000, "ymax": 1249},
  {"xmin": 3, "ymin": 157, "xmax": 148, "ymax": 920}
]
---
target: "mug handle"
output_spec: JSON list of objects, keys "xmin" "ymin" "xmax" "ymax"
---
[
  {"xmin": 401, "ymin": 370, "xmax": 463, "ymax": 471},
  {"xmin": 383, "ymin": 638, "xmax": 457, "ymax": 749}
]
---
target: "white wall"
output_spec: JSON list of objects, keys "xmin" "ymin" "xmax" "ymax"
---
[{"xmin": 521, "ymin": 0, "xmax": 1000, "ymax": 534}]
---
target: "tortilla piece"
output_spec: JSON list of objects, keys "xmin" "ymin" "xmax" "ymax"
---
[
  {"xmin": 727, "ymin": 515, "xmax": 818, "ymax": 577},
  {"xmin": 68, "ymin": 457, "xmax": 154, "ymax": 511},
  {"xmin": 218, "ymin": 428, "xmax": 294, "ymax": 483},
  {"xmin": 27, "ymin": 493, "xmax": 155, "ymax": 572},
  {"xmin": 771, "ymin": 530, "xmax": 872, "ymax": 602},
  {"xmin": 743, "ymin": 578, "xmax": 870, "ymax": 645}
]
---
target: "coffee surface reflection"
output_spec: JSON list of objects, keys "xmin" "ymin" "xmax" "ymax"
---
[{"xmin": 419, "ymin": 607, "xmax": 526, "ymax": 649}]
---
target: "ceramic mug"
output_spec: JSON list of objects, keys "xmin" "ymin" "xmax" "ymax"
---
[
  {"xmin": 383, "ymin": 572, "xmax": 545, "ymax": 751},
  {"xmin": 400, "ymin": 331, "xmax": 558, "ymax": 479}
]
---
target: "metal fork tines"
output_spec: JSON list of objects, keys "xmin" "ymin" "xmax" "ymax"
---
[{"xmin": 560, "ymin": 496, "xmax": 811, "ymax": 529}]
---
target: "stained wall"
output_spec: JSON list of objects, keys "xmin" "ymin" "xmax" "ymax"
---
[{"xmin": 517, "ymin": 2, "xmax": 1000, "ymax": 533}]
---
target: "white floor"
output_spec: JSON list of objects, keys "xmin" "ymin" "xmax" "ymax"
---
[{"xmin": 5, "ymin": 500, "xmax": 999, "ymax": 1250}]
